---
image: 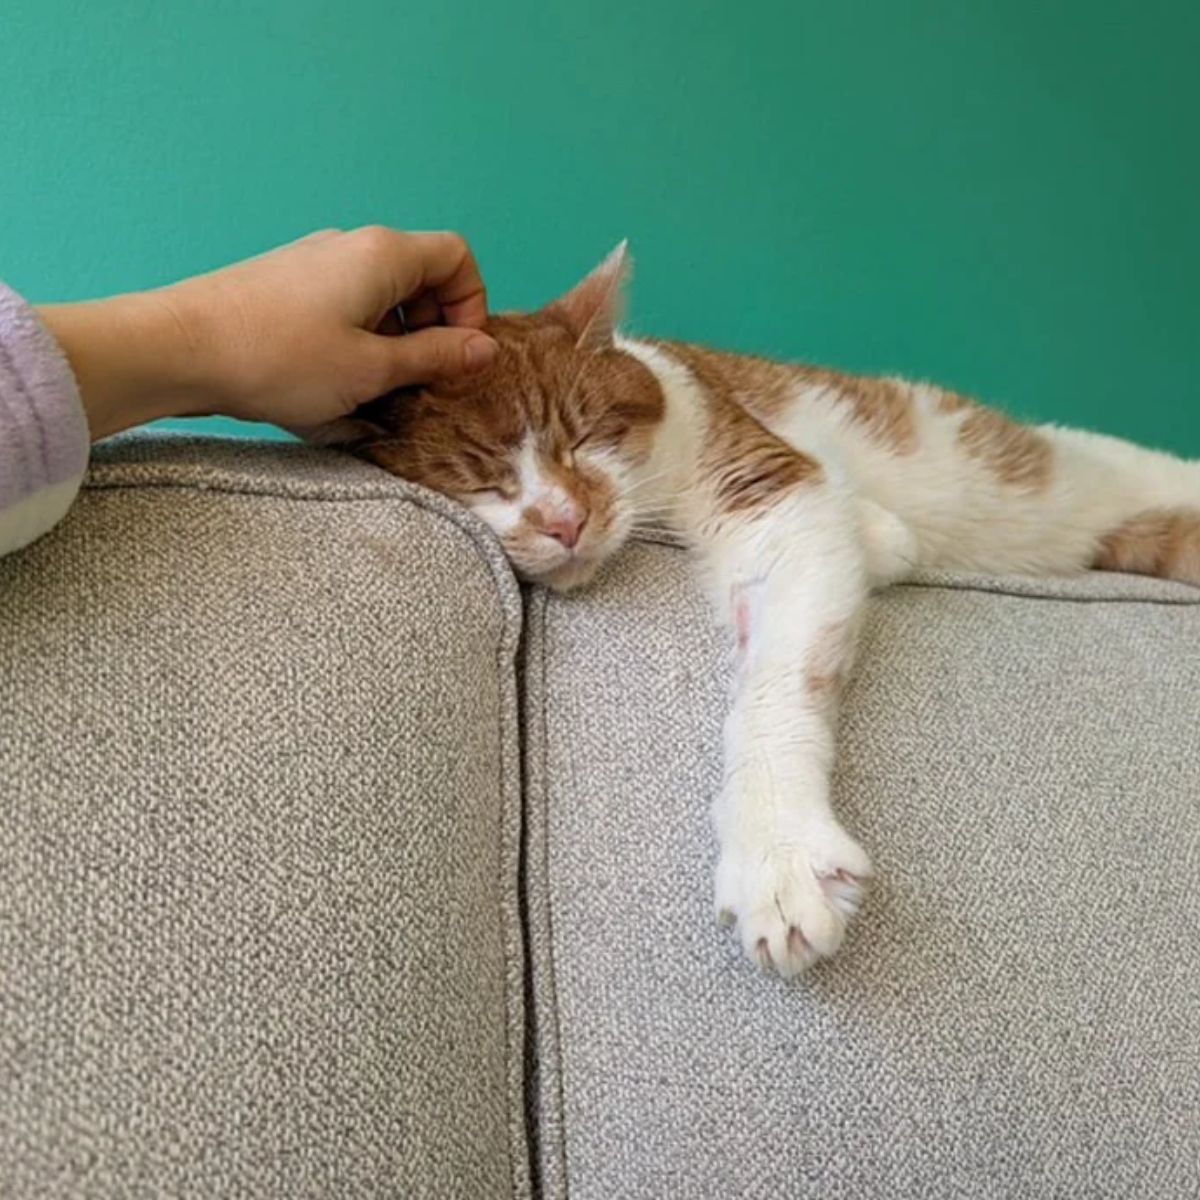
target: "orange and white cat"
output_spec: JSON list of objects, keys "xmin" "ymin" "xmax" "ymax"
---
[{"xmin": 313, "ymin": 243, "xmax": 1200, "ymax": 978}]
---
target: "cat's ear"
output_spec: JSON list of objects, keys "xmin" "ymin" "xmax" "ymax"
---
[
  {"xmin": 543, "ymin": 240, "xmax": 631, "ymax": 353},
  {"xmin": 290, "ymin": 415, "xmax": 387, "ymax": 446},
  {"xmin": 288, "ymin": 391, "xmax": 409, "ymax": 446}
]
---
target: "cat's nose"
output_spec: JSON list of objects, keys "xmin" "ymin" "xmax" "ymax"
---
[{"xmin": 543, "ymin": 509, "xmax": 587, "ymax": 549}]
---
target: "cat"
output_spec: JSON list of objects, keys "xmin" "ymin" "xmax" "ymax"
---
[{"xmin": 310, "ymin": 242, "xmax": 1200, "ymax": 978}]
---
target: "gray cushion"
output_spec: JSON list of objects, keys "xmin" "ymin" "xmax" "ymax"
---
[
  {"xmin": 0, "ymin": 437, "xmax": 529, "ymax": 1199},
  {"xmin": 523, "ymin": 537, "xmax": 1200, "ymax": 1199}
]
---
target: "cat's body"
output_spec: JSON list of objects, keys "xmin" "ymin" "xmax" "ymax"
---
[
  {"xmin": 318, "ymin": 244, "xmax": 1199, "ymax": 978},
  {"xmin": 625, "ymin": 334, "xmax": 1200, "ymax": 583}
]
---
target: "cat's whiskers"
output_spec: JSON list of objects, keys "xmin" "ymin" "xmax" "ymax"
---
[{"xmin": 622, "ymin": 468, "xmax": 680, "ymax": 518}]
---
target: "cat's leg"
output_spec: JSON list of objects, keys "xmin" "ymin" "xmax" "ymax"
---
[
  {"xmin": 692, "ymin": 465, "xmax": 874, "ymax": 977},
  {"xmin": 857, "ymin": 497, "xmax": 918, "ymax": 587},
  {"xmin": 1042, "ymin": 427, "xmax": 1200, "ymax": 586},
  {"xmin": 902, "ymin": 416, "xmax": 1200, "ymax": 583}
]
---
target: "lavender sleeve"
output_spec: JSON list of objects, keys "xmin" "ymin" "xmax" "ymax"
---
[{"xmin": 0, "ymin": 281, "xmax": 89, "ymax": 557}]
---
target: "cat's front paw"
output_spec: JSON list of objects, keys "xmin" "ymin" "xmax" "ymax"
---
[{"xmin": 715, "ymin": 824, "xmax": 872, "ymax": 977}]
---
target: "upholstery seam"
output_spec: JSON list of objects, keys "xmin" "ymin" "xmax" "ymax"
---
[
  {"xmin": 87, "ymin": 472, "xmax": 1199, "ymax": 610},
  {"xmin": 629, "ymin": 531, "xmax": 1200, "ymax": 608},
  {"xmin": 83, "ymin": 472, "xmax": 516, "ymax": 600},
  {"xmin": 536, "ymin": 588, "xmax": 571, "ymax": 1198},
  {"xmin": 498, "ymin": 569, "xmax": 528, "ymax": 1200},
  {"xmin": 894, "ymin": 579, "xmax": 1200, "ymax": 608}
]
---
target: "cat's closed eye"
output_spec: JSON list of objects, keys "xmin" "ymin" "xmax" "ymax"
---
[
  {"xmin": 561, "ymin": 433, "xmax": 591, "ymax": 465},
  {"xmin": 556, "ymin": 445, "xmax": 579, "ymax": 469}
]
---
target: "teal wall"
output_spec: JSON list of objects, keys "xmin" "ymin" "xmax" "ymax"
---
[{"xmin": 3, "ymin": 2, "xmax": 1198, "ymax": 451}]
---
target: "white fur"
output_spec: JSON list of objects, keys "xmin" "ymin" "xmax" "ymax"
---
[
  {"xmin": 471, "ymin": 493, "xmax": 522, "ymax": 537},
  {"xmin": 614, "ymin": 341, "xmax": 873, "ymax": 974},
  {"xmin": 616, "ymin": 336, "xmax": 706, "ymax": 529},
  {"xmin": 615, "ymin": 336, "xmax": 1200, "ymax": 977},
  {"xmin": 705, "ymin": 487, "xmax": 873, "ymax": 974},
  {"xmin": 764, "ymin": 379, "xmax": 1200, "ymax": 576},
  {"xmin": 470, "ymin": 431, "xmax": 630, "ymax": 587},
  {"xmin": 472, "ymin": 432, "xmax": 578, "ymax": 537}
]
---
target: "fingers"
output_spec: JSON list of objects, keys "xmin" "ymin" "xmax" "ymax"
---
[
  {"xmin": 374, "ymin": 293, "xmax": 442, "ymax": 337},
  {"xmin": 354, "ymin": 226, "xmax": 490, "ymax": 330},
  {"xmin": 401, "ymin": 231, "xmax": 490, "ymax": 328},
  {"xmin": 397, "ymin": 293, "xmax": 442, "ymax": 330},
  {"xmin": 365, "ymin": 324, "xmax": 497, "ymax": 394}
]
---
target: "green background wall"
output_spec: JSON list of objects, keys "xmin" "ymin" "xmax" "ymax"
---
[{"xmin": 3, "ymin": 1, "xmax": 1198, "ymax": 451}]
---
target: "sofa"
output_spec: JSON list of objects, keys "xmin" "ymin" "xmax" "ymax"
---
[{"xmin": 2, "ymin": 435, "xmax": 1197, "ymax": 1199}]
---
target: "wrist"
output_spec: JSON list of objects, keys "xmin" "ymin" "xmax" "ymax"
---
[{"xmin": 37, "ymin": 290, "xmax": 217, "ymax": 440}]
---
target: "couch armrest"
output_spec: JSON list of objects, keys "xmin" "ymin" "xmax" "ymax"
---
[{"xmin": 0, "ymin": 436, "xmax": 529, "ymax": 1199}]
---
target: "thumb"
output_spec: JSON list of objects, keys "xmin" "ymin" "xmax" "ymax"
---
[{"xmin": 370, "ymin": 325, "xmax": 498, "ymax": 391}]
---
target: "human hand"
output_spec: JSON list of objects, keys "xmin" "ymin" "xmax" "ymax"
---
[
  {"xmin": 38, "ymin": 227, "xmax": 498, "ymax": 440},
  {"xmin": 167, "ymin": 227, "xmax": 497, "ymax": 427}
]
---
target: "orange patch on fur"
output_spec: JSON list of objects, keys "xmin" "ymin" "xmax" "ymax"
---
[
  {"xmin": 703, "ymin": 403, "xmax": 822, "ymax": 514},
  {"xmin": 655, "ymin": 340, "xmax": 797, "ymax": 418},
  {"xmin": 956, "ymin": 404, "xmax": 1053, "ymax": 492},
  {"xmin": 655, "ymin": 339, "xmax": 919, "ymax": 456},
  {"xmin": 936, "ymin": 389, "xmax": 973, "ymax": 415},
  {"xmin": 811, "ymin": 370, "xmax": 918, "ymax": 454},
  {"xmin": 805, "ymin": 619, "xmax": 852, "ymax": 702},
  {"xmin": 654, "ymin": 340, "xmax": 822, "ymax": 514},
  {"xmin": 1093, "ymin": 508, "xmax": 1200, "ymax": 586}
]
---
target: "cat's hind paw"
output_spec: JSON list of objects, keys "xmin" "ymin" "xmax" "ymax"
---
[{"xmin": 715, "ymin": 827, "xmax": 872, "ymax": 978}]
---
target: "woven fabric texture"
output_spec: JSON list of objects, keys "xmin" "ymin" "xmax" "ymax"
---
[
  {"xmin": 524, "ymin": 540, "xmax": 1200, "ymax": 1199},
  {"xmin": 0, "ymin": 437, "xmax": 528, "ymax": 1199}
]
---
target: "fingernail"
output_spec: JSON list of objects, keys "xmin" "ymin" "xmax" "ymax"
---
[{"xmin": 463, "ymin": 335, "xmax": 497, "ymax": 373}]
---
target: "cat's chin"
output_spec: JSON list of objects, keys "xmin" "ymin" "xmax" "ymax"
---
[{"xmin": 529, "ymin": 556, "xmax": 605, "ymax": 594}]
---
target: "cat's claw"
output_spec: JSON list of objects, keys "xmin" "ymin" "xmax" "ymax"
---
[
  {"xmin": 820, "ymin": 868, "xmax": 867, "ymax": 918},
  {"xmin": 715, "ymin": 828, "xmax": 872, "ymax": 978}
]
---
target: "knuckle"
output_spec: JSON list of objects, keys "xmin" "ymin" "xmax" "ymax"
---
[
  {"xmin": 425, "ymin": 337, "xmax": 458, "ymax": 375},
  {"xmin": 426, "ymin": 229, "xmax": 468, "ymax": 263},
  {"xmin": 353, "ymin": 224, "xmax": 399, "ymax": 256}
]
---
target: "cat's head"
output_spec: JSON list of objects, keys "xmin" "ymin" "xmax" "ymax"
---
[{"xmin": 315, "ymin": 243, "xmax": 664, "ymax": 591}]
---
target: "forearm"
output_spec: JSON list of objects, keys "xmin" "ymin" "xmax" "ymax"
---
[{"xmin": 35, "ymin": 291, "xmax": 208, "ymax": 441}]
